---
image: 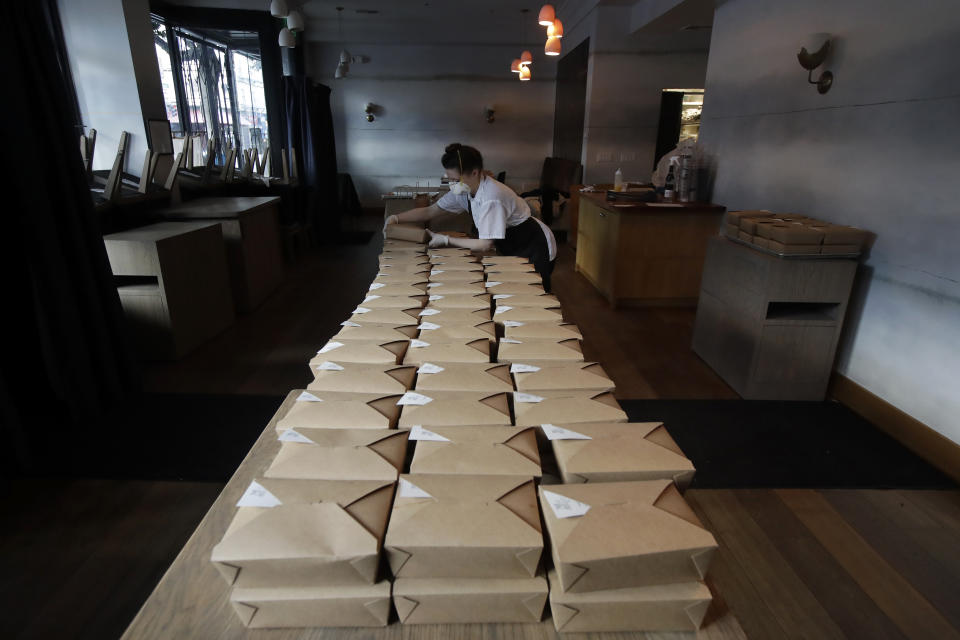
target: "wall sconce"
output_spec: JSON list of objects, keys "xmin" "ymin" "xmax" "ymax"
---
[
  {"xmin": 483, "ymin": 106, "xmax": 495, "ymax": 124},
  {"xmin": 797, "ymin": 33, "xmax": 833, "ymax": 94},
  {"xmin": 364, "ymin": 103, "xmax": 378, "ymax": 122}
]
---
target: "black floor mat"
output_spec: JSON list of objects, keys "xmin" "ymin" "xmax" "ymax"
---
[{"xmin": 618, "ymin": 399, "xmax": 955, "ymax": 489}]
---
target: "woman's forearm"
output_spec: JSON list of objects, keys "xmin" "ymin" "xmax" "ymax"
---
[{"xmin": 447, "ymin": 236, "xmax": 495, "ymax": 252}]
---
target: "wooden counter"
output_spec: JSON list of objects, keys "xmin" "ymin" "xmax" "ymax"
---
[{"xmin": 575, "ymin": 193, "xmax": 725, "ymax": 307}]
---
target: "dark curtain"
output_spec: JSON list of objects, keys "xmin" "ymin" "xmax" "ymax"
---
[
  {"xmin": 283, "ymin": 76, "xmax": 339, "ymax": 239},
  {"xmin": 1, "ymin": 1, "xmax": 139, "ymax": 473}
]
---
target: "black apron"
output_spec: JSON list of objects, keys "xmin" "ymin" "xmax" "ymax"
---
[{"xmin": 492, "ymin": 216, "xmax": 555, "ymax": 293}]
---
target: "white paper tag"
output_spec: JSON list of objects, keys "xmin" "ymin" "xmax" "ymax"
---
[
  {"xmin": 503, "ymin": 320, "xmax": 525, "ymax": 327},
  {"xmin": 297, "ymin": 391, "xmax": 324, "ymax": 402},
  {"xmin": 399, "ymin": 478, "xmax": 434, "ymax": 498},
  {"xmin": 317, "ymin": 341, "xmax": 344, "ymax": 354},
  {"xmin": 353, "ymin": 307, "xmax": 370, "ymax": 314},
  {"xmin": 341, "ymin": 320, "xmax": 361, "ymax": 327},
  {"xmin": 511, "ymin": 363, "xmax": 541, "ymax": 373},
  {"xmin": 485, "ymin": 281, "xmax": 502, "ymax": 287},
  {"xmin": 419, "ymin": 308, "xmax": 441, "ymax": 316},
  {"xmin": 410, "ymin": 339, "xmax": 430, "ymax": 348},
  {"xmin": 237, "ymin": 481, "xmax": 283, "ymax": 508},
  {"xmin": 315, "ymin": 361, "xmax": 345, "ymax": 371},
  {"xmin": 397, "ymin": 391, "xmax": 433, "ymax": 405},
  {"xmin": 418, "ymin": 322, "xmax": 441, "ymax": 331},
  {"xmin": 514, "ymin": 392, "xmax": 544, "ymax": 403},
  {"xmin": 500, "ymin": 338, "xmax": 522, "ymax": 344},
  {"xmin": 541, "ymin": 424, "xmax": 592, "ymax": 441},
  {"xmin": 369, "ymin": 282, "xmax": 385, "ymax": 290},
  {"xmin": 363, "ymin": 295, "xmax": 381, "ymax": 303},
  {"xmin": 430, "ymin": 270, "xmax": 444, "ymax": 275},
  {"xmin": 542, "ymin": 489, "xmax": 591, "ymax": 519},
  {"xmin": 279, "ymin": 428, "xmax": 316, "ymax": 444},
  {"xmin": 427, "ymin": 282, "xmax": 443, "ymax": 288},
  {"xmin": 493, "ymin": 294, "xmax": 513, "ymax": 300},
  {"xmin": 409, "ymin": 425, "xmax": 451, "ymax": 441},
  {"xmin": 417, "ymin": 362, "xmax": 444, "ymax": 374},
  {"xmin": 494, "ymin": 306, "xmax": 512, "ymax": 315},
  {"xmin": 429, "ymin": 294, "xmax": 443, "ymax": 301}
]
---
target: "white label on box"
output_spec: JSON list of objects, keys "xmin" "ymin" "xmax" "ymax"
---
[
  {"xmin": 494, "ymin": 306, "xmax": 512, "ymax": 315},
  {"xmin": 502, "ymin": 320, "xmax": 525, "ymax": 327},
  {"xmin": 315, "ymin": 361, "xmax": 345, "ymax": 371},
  {"xmin": 417, "ymin": 362, "xmax": 444, "ymax": 374},
  {"xmin": 409, "ymin": 425, "xmax": 450, "ymax": 441},
  {"xmin": 410, "ymin": 339, "xmax": 430, "ymax": 348},
  {"xmin": 485, "ymin": 281, "xmax": 502, "ymax": 288},
  {"xmin": 427, "ymin": 282, "xmax": 443, "ymax": 288},
  {"xmin": 296, "ymin": 391, "xmax": 324, "ymax": 402},
  {"xmin": 398, "ymin": 478, "xmax": 434, "ymax": 499},
  {"xmin": 341, "ymin": 321, "xmax": 361, "ymax": 327},
  {"xmin": 237, "ymin": 481, "xmax": 283, "ymax": 508},
  {"xmin": 317, "ymin": 341, "xmax": 344, "ymax": 354},
  {"xmin": 511, "ymin": 363, "xmax": 540, "ymax": 373},
  {"xmin": 369, "ymin": 282, "xmax": 385, "ymax": 290},
  {"xmin": 278, "ymin": 428, "xmax": 316, "ymax": 444},
  {"xmin": 493, "ymin": 294, "xmax": 513, "ymax": 300},
  {"xmin": 418, "ymin": 322, "xmax": 441, "ymax": 331},
  {"xmin": 397, "ymin": 391, "xmax": 433, "ymax": 406},
  {"xmin": 429, "ymin": 295, "xmax": 443, "ymax": 301},
  {"xmin": 353, "ymin": 307, "xmax": 370, "ymax": 314},
  {"xmin": 363, "ymin": 295, "xmax": 381, "ymax": 303},
  {"xmin": 430, "ymin": 270, "xmax": 444, "ymax": 275},
  {"xmin": 541, "ymin": 424, "xmax": 592, "ymax": 441},
  {"xmin": 542, "ymin": 490, "xmax": 591, "ymax": 519},
  {"xmin": 514, "ymin": 392, "xmax": 544, "ymax": 403},
  {"xmin": 419, "ymin": 308, "xmax": 441, "ymax": 316},
  {"xmin": 500, "ymin": 338, "xmax": 522, "ymax": 344}
]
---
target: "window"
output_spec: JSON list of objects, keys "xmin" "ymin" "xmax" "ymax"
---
[{"xmin": 151, "ymin": 17, "xmax": 271, "ymax": 166}]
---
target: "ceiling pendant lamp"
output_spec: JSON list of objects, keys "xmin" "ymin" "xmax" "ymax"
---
[
  {"xmin": 520, "ymin": 50, "xmax": 533, "ymax": 66},
  {"xmin": 547, "ymin": 18, "xmax": 563, "ymax": 38},
  {"xmin": 538, "ymin": 4, "xmax": 555, "ymax": 27},
  {"xmin": 519, "ymin": 65, "xmax": 531, "ymax": 81},
  {"xmin": 270, "ymin": 0, "xmax": 288, "ymax": 18},
  {"xmin": 545, "ymin": 36, "xmax": 561, "ymax": 56},
  {"xmin": 278, "ymin": 27, "xmax": 296, "ymax": 47},
  {"xmin": 286, "ymin": 9, "xmax": 304, "ymax": 32},
  {"xmin": 510, "ymin": 58, "xmax": 522, "ymax": 73}
]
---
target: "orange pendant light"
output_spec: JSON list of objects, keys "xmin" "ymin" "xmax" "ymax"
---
[
  {"xmin": 510, "ymin": 58, "xmax": 522, "ymax": 73},
  {"xmin": 538, "ymin": 4, "xmax": 555, "ymax": 27},
  {"xmin": 547, "ymin": 18, "xmax": 564, "ymax": 38},
  {"xmin": 519, "ymin": 65, "xmax": 531, "ymax": 81},
  {"xmin": 520, "ymin": 50, "xmax": 533, "ymax": 66},
  {"xmin": 545, "ymin": 36, "xmax": 561, "ymax": 56}
]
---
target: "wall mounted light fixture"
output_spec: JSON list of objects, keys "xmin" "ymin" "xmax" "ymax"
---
[
  {"xmin": 364, "ymin": 103, "xmax": 377, "ymax": 122},
  {"xmin": 797, "ymin": 33, "xmax": 833, "ymax": 94}
]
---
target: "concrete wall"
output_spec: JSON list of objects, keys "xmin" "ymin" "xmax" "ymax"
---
[
  {"xmin": 306, "ymin": 42, "xmax": 557, "ymax": 206},
  {"xmin": 58, "ymin": 0, "xmax": 165, "ymax": 175},
  {"xmin": 699, "ymin": 0, "xmax": 960, "ymax": 443}
]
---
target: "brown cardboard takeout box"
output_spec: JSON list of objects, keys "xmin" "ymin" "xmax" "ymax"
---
[
  {"xmin": 313, "ymin": 339, "xmax": 409, "ymax": 365},
  {"xmin": 540, "ymin": 479, "xmax": 718, "ymax": 593},
  {"xmin": 512, "ymin": 390, "xmax": 627, "ymax": 426},
  {"xmin": 413, "ymin": 362, "xmax": 514, "ymax": 392},
  {"xmin": 264, "ymin": 428, "xmax": 408, "ymax": 480},
  {"xmin": 276, "ymin": 391, "xmax": 403, "ymax": 431},
  {"xmin": 503, "ymin": 321, "xmax": 583, "ymax": 340},
  {"xmin": 497, "ymin": 337, "xmax": 584, "ymax": 363},
  {"xmin": 402, "ymin": 338, "xmax": 491, "ymax": 365},
  {"xmin": 385, "ymin": 222, "xmax": 428, "ymax": 244},
  {"xmin": 425, "ymin": 292, "xmax": 492, "ymax": 310},
  {"xmin": 230, "ymin": 582, "xmax": 392, "ymax": 628},
  {"xmin": 512, "ymin": 361, "xmax": 614, "ymax": 393},
  {"xmin": 308, "ymin": 363, "xmax": 416, "ymax": 394},
  {"xmin": 483, "ymin": 280, "xmax": 546, "ymax": 295},
  {"xmin": 423, "ymin": 279, "xmax": 486, "ymax": 295},
  {"xmin": 393, "ymin": 577, "xmax": 548, "ymax": 624},
  {"xmin": 331, "ymin": 322, "xmax": 418, "ymax": 343},
  {"xmin": 211, "ymin": 477, "xmax": 396, "ymax": 588},
  {"xmin": 385, "ymin": 474, "xmax": 543, "ymax": 579},
  {"xmin": 409, "ymin": 426, "xmax": 541, "ymax": 477},
  {"xmin": 547, "ymin": 422, "xmax": 695, "ymax": 489},
  {"xmin": 397, "ymin": 390, "xmax": 512, "ymax": 427},
  {"xmin": 416, "ymin": 320, "xmax": 496, "ymax": 341},
  {"xmin": 358, "ymin": 294, "xmax": 428, "ymax": 309},
  {"xmin": 547, "ymin": 571, "xmax": 711, "ymax": 633}
]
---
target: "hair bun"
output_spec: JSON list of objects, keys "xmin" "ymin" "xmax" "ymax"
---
[{"xmin": 444, "ymin": 143, "xmax": 462, "ymax": 153}]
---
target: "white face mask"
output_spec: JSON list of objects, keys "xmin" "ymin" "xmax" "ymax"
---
[{"xmin": 448, "ymin": 181, "xmax": 471, "ymax": 196}]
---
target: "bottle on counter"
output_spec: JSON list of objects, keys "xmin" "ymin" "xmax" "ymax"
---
[
  {"xmin": 614, "ymin": 168, "xmax": 624, "ymax": 192},
  {"xmin": 678, "ymin": 154, "xmax": 697, "ymax": 203},
  {"xmin": 664, "ymin": 164, "xmax": 676, "ymax": 201}
]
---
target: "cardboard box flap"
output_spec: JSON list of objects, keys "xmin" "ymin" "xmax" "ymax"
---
[
  {"xmin": 393, "ymin": 577, "xmax": 548, "ymax": 624},
  {"xmin": 347, "ymin": 308, "xmax": 422, "ymax": 325},
  {"xmin": 398, "ymin": 392, "xmax": 511, "ymax": 427},
  {"xmin": 309, "ymin": 364, "xmax": 416, "ymax": 394},
  {"xmin": 264, "ymin": 441, "xmax": 401, "ymax": 482},
  {"xmin": 484, "ymin": 363, "xmax": 513, "ymax": 385},
  {"xmin": 333, "ymin": 323, "xmax": 418, "ymax": 341},
  {"xmin": 552, "ymin": 603, "xmax": 580, "ymax": 630},
  {"xmin": 513, "ymin": 362, "xmax": 614, "ymax": 393},
  {"xmin": 213, "ymin": 503, "xmax": 379, "ymax": 574},
  {"xmin": 316, "ymin": 340, "xmax": 410, "ymax": 364},
  {"xmin": 413, "ymin": 362, "xmax": 513, "ymax": 392},
  {"xmin": 277, "ymin": 393, "xmax": 402, "ymax": 430},
  {"xmin": 403, "ymin": 340, "xmax": 491, "ymax": 365},
  {"xmin": 503, "ymin": 428, "xmax": 541, "ymax": 465},
  {"xmin": 383, "ymin": 366, "xmax": 417, "ymax": 387},
  {"xmin": 514, "ymin": 392, "xmax": 627, "ymax": 425},
  {"xmin": 232, "ymin": 601, "xmax": 258, "ymax": 626},
  {"xmin": 416, "ymin": 321, "xmax": 496, "ymax": 341},
  {"xmin": 555, "ymin": 422, "xmax": 693, "ymax": 477},
  {"xmin": 411, "ymin": 427, "xmax": 541, "ymax": 476},
  {"xmin": 394, "ymin": 595, "xmax": 419, "ymax": 623}
]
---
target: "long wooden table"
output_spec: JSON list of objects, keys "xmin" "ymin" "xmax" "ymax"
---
[{"xmin": 121, "ymin": 391, "xmax": 747, "ymax": 639}]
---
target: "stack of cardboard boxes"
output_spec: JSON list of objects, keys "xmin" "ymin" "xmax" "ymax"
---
[
  {"xmin": 211, "ymin": 225, "xmax": 720, "ymax": 631},
  {"xmin": 724, "ymin": 210, "xmax": 869, "ymax": 256}
]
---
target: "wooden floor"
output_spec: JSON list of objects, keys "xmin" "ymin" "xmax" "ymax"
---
[{"xmin": 5, "ymin": 235, "xmax": 959, "ymax": 639}]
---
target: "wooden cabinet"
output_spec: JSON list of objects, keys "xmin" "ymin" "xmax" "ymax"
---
[
  {"xmin": 692, "ymin": 236, "xmax": 858, "ymax": 400},
  {"xmin": 575, "ymin": 193, "xmax": 725, "ymax": 306}
]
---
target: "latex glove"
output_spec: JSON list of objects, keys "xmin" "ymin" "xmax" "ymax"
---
[
  {"xmin": 426, "ymin": 230, "xmax": 450, "ymax": 248},
  {"xmin": 382, "ymin": 214, "xmax": 399, "ymax": 238}
]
